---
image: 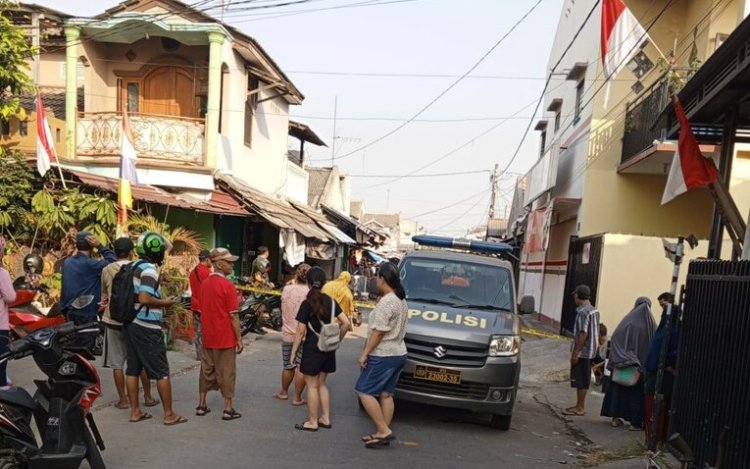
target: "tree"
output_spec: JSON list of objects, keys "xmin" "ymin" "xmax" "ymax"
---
[{"xmin": 0, "ymin": 0, "xmax": 35, "ymax": 120}]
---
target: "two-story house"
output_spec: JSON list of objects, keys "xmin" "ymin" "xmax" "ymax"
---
[
  {"xmin": 511, "ymin": 0, "xmax": 750, "ymax": 332},
  {"xmin": 5, "ymin": 0, "xmax": 347, "ymax": 279}
]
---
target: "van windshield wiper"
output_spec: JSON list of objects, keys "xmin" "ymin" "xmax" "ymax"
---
[
  {"xmin": 453, "ymin": 304, "xmax": 512, "ymax": 312},
  {"xmin": 407, "ymin": 297, "xmax": 458, "ymax": 306}
]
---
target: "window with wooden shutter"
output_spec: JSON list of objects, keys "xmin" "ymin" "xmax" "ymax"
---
[{"xmin": 244, "ymin": 76, "xmax": 260, "ymax": 148}]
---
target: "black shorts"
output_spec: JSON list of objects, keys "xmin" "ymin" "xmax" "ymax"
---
[
  {"xmin": 125, "ymin": 324, "xmax": 170, "ymax": 380},
  {"xmin": 570, "ymin": 358, "xmax": 592, "ymax": 390},
  {"xmin": 300, "ymin": 347, "xmax": 336, "ymax": 376}
]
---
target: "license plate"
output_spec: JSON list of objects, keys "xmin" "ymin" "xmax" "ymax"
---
[{"xmin": 414, "ymin": 365, "xmax": 461, "ymax": 384}]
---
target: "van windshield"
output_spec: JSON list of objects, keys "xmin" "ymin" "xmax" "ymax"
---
[{"xmin": 400, "ymin": 257, "xmax": 513, "ymax": 311}]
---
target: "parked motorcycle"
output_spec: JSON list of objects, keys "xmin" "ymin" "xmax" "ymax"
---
[
  {"xmin": 8, "ymin": 284, "xmax": 65, "ymax": 342},
  {"xmin": 62, "ymin": 296, "xmax": 104, "ymax": 357},
  {"xmin": 238, "ymin": 291, "xmax": 282, "ymax": 336},
  {"xmin": 0, "ymin": 322, "xmax": 106, "ymax": 469}
]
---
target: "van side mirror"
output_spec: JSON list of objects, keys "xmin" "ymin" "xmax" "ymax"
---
[{"xmin": 518, "ymin": 295, "xmax": 535, "ymax": 315}]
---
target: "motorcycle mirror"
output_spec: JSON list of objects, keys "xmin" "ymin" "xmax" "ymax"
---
[{"xmin": 71, "ymin": 295, "xmax": 95, "ymax": 310}]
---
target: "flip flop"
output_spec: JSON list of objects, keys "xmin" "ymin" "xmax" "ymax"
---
[
  {"xmin": 195, "ymin": 406, "xmax": 211, "ymax": 416},
  {"xmin": 144, "ymin": 398, "xmax": 161, "ymax": 407},
  {"xmin": 317, "ymin": 420, "xmax": 331, "ymax": 429},
  {"xmin": 222, "ymin": 409, "xmax": 242, "ymax": 421},
  {"xmin": 294, "ymin": 422, "xmax": 318, "ymax": 432},
  {"xmin": 114, "ymin": 401, "xmax": 130, "ymax": 410},
  {"xmin": 365, "ymin": 434, "xmax": 395, "ymax": 449},
  {"xmin": 129, "ymin": 412, "xmax": 152, "ymax": 423},
  {"xmin": 292, "ymin": 399, "xmax": 307, "ymax": 406},
  {"xmin": 562, "ymin": 409, "xmax": 586, "ymax": 416},
  {"xmin": 611, "ymin": 418, "xmax": 624, "ymax": 427},
  {"xmin": 164, "ymin": 416, "xmax": 188, "ymax": 426},
  {"xmin": 272, "ymin": 392, "xmax": 289, "ymax": 401}
]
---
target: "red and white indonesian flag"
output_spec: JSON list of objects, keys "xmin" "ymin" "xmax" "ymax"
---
[
  {"xmin": 601, "ymin": 0, "xmax": 648, "ymax": 106},
  {"xmin": 661, "ymin": 100, "xmax": 719, "ymax": 205},
  {"xmin": 35, "ymin": 91, "xmax": 56, "ymax": 176}
]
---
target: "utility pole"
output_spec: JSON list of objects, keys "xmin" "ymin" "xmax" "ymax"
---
[
  {"xmin": 31, "ymin": 12, "xmax": 40, "ymax": 84},
  {"xmin": 488, "ymin": 163, "xmax": 499, "ymax": 219},
  {"xmin": 331, "ymin": 95, "xmax": 338, "ymax": 166}
]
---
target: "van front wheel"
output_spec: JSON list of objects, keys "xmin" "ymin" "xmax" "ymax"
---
[{"xmin": 490, "ymin": 414, "xmax": 512, "ymax": 431}]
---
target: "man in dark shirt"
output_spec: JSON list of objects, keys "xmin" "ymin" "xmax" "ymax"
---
[{"xmin": 61, "ymin": 231, "xmax": 117, "ymax": 321}]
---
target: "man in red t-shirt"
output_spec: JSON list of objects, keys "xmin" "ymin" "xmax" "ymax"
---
[
  {"xmin": 189, "ymin": 250, "xmax": 212, "ymax": 360},
  {"xmin": 195, "ymin": 248, "xmax": 243, "ymax": 421}
]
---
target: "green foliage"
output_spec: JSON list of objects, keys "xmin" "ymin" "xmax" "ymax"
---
[
  {"xmin": 0, "ymin": 150, "xmax": 36, "ymax": 232},
  {"xmin": 0, "ymin": 0, "xmax": 35, "ymax": 120},
  {"xmin": 128, "ymin": 213, "xmax": 202, "ymax": 255}
]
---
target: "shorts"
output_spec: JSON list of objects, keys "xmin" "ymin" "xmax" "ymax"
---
[
  {"xmin": 300, "ymin": 347, "xmax": 336, "ymax": 376},
  {"xmin": 125, "ymin": 324, "xmax": 170, "ymax": 380},
  {"xmin": 103, "ymin": 326, "xmax": 127, "ymax": 369},
  {"xmin": 199, "ymin": 348, "xmax": 237, "ymax": 398},
  {"xmin": 570, "ymin": 358, "xmax": 592, "ymax": 390},
  {"xmin": 355, "ymin": 354, "xmax": 407, "ymax": 397},
  {"xmin": 282, "ymin": 342, "xmax": 303, "ymax": 370}
]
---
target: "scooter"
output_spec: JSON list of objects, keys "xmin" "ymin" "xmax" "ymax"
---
[
  {"xmin": 0, "ymin": 322, "xmax": 106, "ymax": 469},
  {"xmin": 8, "ymin": 284, "xmax": 65, "ymax": 341},
  {"xmin": 238, "ymin": 292, "xmax": 282, "ymax": 336},
  {"xmin": 62, "ymin": 296, "xmax": 104, "ymax": 357}
]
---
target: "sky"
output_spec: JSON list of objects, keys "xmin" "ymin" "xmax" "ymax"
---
[{"xmin": 37, "ymin": 0, "xmax": 563, "ymax": 235}]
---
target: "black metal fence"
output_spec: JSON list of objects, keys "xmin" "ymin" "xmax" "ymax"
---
[
  {"xmin": 621, "ymin": 77, "xmax": 670, "ymax": 164},
  {"xmin": 671, "ymin": 260, "xmax": 750, "ymax": 468}
]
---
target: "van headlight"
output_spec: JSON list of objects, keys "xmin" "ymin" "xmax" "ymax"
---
[{"xmin": 489, "ymin": 335, "xmax": 520, "ymax": 357}]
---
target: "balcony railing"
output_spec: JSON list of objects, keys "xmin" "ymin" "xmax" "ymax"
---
[
  {"xmin": 77, "ymin": 112, "xmax": 205, "ymax": 165},
  {"xmin": 621, "ymin": 77, "xmax": 671, "ymax": 164}
]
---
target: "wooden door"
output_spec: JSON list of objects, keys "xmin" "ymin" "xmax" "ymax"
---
[{"xmin": 142, "ymin": 66, "xmax": 196, "ymax": 117}]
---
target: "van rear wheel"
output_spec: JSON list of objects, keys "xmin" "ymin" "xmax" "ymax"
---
[{"xmin": 490, "ymin": 414, "xmax": 512, "ymax": 431}]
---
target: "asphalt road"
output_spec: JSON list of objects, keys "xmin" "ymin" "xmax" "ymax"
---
[{"xmin": 41, "ymin": 329, "xmax": 584, "ymax": 469}]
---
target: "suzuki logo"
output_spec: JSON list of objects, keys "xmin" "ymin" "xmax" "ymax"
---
[
  {"xmin": 58, "ymin": 362, "xmax": 77, "ymax": 376},
  {"xmin": 433, "ymin": 346, "xmax": 447, "ymax": 359}
]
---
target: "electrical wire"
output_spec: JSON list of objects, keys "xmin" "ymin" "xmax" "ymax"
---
[{"xmin": 312, "ymin": 0, "xmax": 547, "ymax": 162}]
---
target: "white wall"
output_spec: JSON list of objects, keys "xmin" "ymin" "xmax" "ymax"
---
[
  {"xmin": 218, "ymin": 43, "xmax": 291, "ymax": 196},
  {"xmin": 285, "ymin": 162, "xmax": 309, "ymax": 204}
]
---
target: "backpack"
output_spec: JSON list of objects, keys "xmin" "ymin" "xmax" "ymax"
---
[
  {"xmin": 109, "ymin": 260, "xmax": 146, "ymax": 325},
  {"xmin": 308, "ymin": 299, "xmax": 341, "ymax": 352}
]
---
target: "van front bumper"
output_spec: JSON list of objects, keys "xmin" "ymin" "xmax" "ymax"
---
[{"xmin": 395, "ymin": 356, "xmax": 520, "ymax": 416}]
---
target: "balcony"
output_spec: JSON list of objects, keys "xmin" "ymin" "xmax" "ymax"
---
[
  {"xmin": 621, "ymin": 77, "xmax": 671, "ymax": 165},
  {"xmin": 76, "ymin": 112, "xmax": 205, "ymax": 166}
]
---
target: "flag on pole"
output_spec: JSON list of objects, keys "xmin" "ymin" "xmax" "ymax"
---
[
  {"xmin": 117, "ymin": 111, "xmax": 138, "ymax": 235},
  {"xmin": 601, "ymin": 0, "xmax": 649, "ymax": 107},
  {"xmin": 661, "ymin": 100, "xmax": 719, "ymax": 205},
  {"xmin": 35, "ymin": 90, "xmax": 56, "ymax": 176}
]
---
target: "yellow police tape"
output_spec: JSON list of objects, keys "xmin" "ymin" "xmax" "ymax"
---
[{"xmin": 235, "ymin": 285, "xmax": 565, "ymax": 339}]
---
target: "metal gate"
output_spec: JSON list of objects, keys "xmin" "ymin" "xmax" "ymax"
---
[
  {"xmin": 560, "ymin": 235, "xmax": 603, "ymax": 334},
  {"xmin": 670, "ymin": 260, "xmax": 750, "ymax": 468}
]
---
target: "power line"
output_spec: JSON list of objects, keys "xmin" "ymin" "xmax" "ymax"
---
[
  {"xmin": 315, "ymin": 0, "xmax": 546, "ymax": 162},
  {"xmin": 407, "ymin": 189, "xmax": 490, "ymax": 219},
  {"xmin": 349, "ymin": 169, "xmax": 491, "ymax": 178}
]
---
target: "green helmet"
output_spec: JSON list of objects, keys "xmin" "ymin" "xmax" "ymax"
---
[{"xmin": 136, "ymin": 231, "xmax": 172, "ymax": 264}]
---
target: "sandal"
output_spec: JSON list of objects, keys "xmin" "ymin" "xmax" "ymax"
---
[
  {"xmin": 317, "ymin": 419, "xmax": 331, "ymax": 429},
  {"xmin": 222, "ymin": 409, "xmax": 242, "ymax": 421},
  {"xmin": 294, "ymin": 422, "xmax": 318, "ymax": 432},
  {"xmin": 144, "ymin": 398, "xmax": 160, "ymax": 407},
  {"xmin": 114, "ymin": 401, "xmax": 129, "ymax": 410},
  {"xmin": 611, "ymin": 418, "xmax": 624, "ymax": 427},
  {"xmin": 129, "ymin": 412, "xmax": 152, "ymax": 423},
  {"xmin": 364, "ymin": 434, "xmax": 395, "ymax": 449},
  {"xmin": 195, "ymin": 406, "xmax": 211, "ymax": 416},
  {"xmin": 292, "ymin": 399, "xmax": 307, "ymax": 406},
  {"xmin": 164, "ymin": 415, "xmax": 188, "ymax": 426},
  {"xmin": 272, "ymin": 392, "xmax": 289, "ymax": 401},
  {"xmin": 562, "ymin": 408, "xmax": 585, "ymax": 416}
]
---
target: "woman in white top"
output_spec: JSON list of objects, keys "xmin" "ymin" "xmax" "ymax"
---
[{"xmin": 355, "ymin": 262, "xmax": 409, "ymax": 448}]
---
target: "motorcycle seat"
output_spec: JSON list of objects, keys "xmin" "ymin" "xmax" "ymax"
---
[{"xmin": 0, "ymin": 386, "xmax": 37, "ymax": 410}]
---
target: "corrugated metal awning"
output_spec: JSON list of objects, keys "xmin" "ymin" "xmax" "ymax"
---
[
  {"xmin": 216, "ymin": 174, "xmax": 334, "ymax": 242},
  {"xmin": 66, "ymin": 170, "xmax": 247, "ymax": 216}
]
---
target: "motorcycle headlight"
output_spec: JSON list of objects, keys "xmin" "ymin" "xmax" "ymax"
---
[{"xmin": 489, "ymin": 335, "xmax": 520, "ymax": 357}]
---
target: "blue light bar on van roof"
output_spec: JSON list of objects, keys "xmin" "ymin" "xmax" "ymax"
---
[{"xmin": 412, "ymin": 235, "xmax": 513, "ymax": 254}]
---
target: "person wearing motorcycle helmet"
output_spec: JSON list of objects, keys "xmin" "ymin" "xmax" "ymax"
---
[
  {"xmin": 0, "ymin": 236, "xmax": 17, "ymax": 388},
  {"xmin": 125, "ymin": 232, "xmax": 187, "ymax": 426}
]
